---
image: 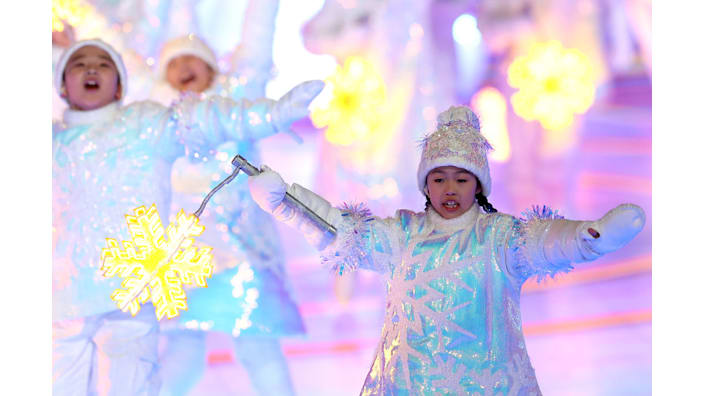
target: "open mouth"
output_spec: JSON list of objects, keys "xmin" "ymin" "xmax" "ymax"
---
[
  {"xmin": 83, "ymin": 79, "xmax": 100, "ymax": 90},
  {"xmin": 442, "ymin": 200, "xmax": 459, "ymax": 210},
  {"xmin": 180, "ymin": 74, "xmax": 196, "ymax": 85}
]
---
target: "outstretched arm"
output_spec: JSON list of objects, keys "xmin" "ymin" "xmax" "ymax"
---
[
  {"xmin": 248, "ymin": 165, "xmax": 341, "ymax": 250},
  {"xmin": 159, "ymin": 80, "xmax": 323, "ymax": 158},
  {"xmin": 505, "ymin": 204, "xmax": 646, "ymax": 282},
  {"xmin": 230, "ymin": 0, "xmax": 279, "ymax": 80},
  {"xmin": 248, "ymin": 166, "xmax": 402, "ymax": 274}
]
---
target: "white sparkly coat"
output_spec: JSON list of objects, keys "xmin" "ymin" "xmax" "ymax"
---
[
  {"xmin": 277, "ymin": 184, "xmax": 604, "ymax": 395},
  {"xmin": 160, "ymin": 0, "xmax": 304, "ymax": 336},
  {"xmin": 163, "ymin": 82, "xmax": 306, "ymax": 337},
  {"xmin": 52, "ymin": 95, "xmax": 280, "ymax": 322},
  {"xmin": 330, "ymin": 203, "xmax": 601, "ymax": 395},
  {"xmin": 166, "ymin": 0, "xmax": 281, "ymax": 277}
]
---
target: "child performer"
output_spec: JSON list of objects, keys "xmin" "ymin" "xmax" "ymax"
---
[
  {"xmin": 52, "ymin": 38, "xmax": 322, "ymax": 396},
  {"xmin": 247, "ymin": 105, "xmax": 645, "ymax": 395},
  {"xmin": 154, "ymin": 2, "xmax": 307, "ymax": 395}
]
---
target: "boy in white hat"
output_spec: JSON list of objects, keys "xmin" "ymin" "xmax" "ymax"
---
[
  {"xmin": 247, "ymin": 105, "xmax": 646, "ymax": 394},
  {"xmin": 153, "ymin": 2, "xmax": 310, "ymax": 395},
  {"xmin": 154, "ymin": 0, "xmax": 279, "ymax": 106},
  {"xmin": 158, "ymin": 34, "xmax": 219, "ymax": 98},
  {"xmin": 52, "ymin": 38, "xmax": 322, "ymax": 396}
]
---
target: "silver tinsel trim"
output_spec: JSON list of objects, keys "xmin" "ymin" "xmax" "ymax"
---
[
  {"xmin": 321, "ymin": 202, "xmax": 374, "ymax": 275},
  {"xmin": 513, "ymin": 205, "xmax": 573, "ymax": 283},
  {"xmin": 417, "ymin": 120, "xmax": 494, "ymax": 153},
  {"xmin": 519, "ymin": 205, "xmax": 565, "ymax": 222}
]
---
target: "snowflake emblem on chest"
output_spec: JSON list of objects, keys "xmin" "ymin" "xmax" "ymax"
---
[{"xmin": 379, "ymin": 232, "xmax": 478, "ymax": 390}]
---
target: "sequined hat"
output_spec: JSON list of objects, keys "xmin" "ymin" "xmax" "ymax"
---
[
  {"xmin": 417, "ymin": 105, "xmax": 493, "ymax": 196},
  {"xmin": 55, "ymin": 39, "xmax": 128, "ymax": 103},
  {"xmin": 158, "ymin": 34, "xmax": 219, "ymax": 80}
]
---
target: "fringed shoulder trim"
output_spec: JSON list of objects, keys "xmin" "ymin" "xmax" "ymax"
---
[
  {"xmin": 321, "ymin": 202, "xmax": 376, "ymax": 275},
  {"xmin": 512, "ymin": 205, "xmax": 574, "ymax": 283}
]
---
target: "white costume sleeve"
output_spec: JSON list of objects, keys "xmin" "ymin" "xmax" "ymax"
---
[
  {"xmin": 230, "ymin": 0, "xmax": 279, "ymax": 79},
  {"xmin": 153, "ymin": 80, "xmax": 322, "ymax": 159},
  {"xmin": 502, "ymin": 204, "xmax": 645, "ymax": 283},
  {"xmin": 170, "ymin": 95, "xmax": 280, "ymax": 144},
  {"xmin": 319, "ymin": 204, "xmax": 405, "ymax": 275},
  {"xmin": 249, "ymin": 167, "xmax": 402, "ymax": 274}
]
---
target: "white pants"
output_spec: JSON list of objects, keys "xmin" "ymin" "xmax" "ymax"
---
[
  {"xmin": 53, "ymin": 306, "xmax": 160, "ymax": 396},
  {"xmin": 159, "ymin": 331, "xmax": 295, "ymax": 396}
]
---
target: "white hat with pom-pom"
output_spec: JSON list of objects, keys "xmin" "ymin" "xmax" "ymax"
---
[{"xmin": 417, "ymin": 105, "xmax": 494, "ymax": 196}]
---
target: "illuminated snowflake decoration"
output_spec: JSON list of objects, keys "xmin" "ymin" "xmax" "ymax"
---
[
  {"xmin": 101, "ymin": 205, "xmax": 214, "ymax": 320},
  {"xmin": 507, "ymin": 40, "xmax": 596, "ymax": 131},
  {"xmin": 311, "ymin": 56, "xmax": 387, "ymax": 146},
  {"xmin": 52, "ymin": 0, "xmax": 94, "ymax": 32}
]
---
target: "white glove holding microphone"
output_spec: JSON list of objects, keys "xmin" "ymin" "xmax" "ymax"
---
[
  {"xmin": 580, "ymin": 203, "xmax": 646, "ymax": 254},
  {"xmin": 249, "ymin": 166, "xmax": 342, "ymax": 250},
  {"xmin": 248, "ymin": 165, "xmax": 288, "ymax": 213}
]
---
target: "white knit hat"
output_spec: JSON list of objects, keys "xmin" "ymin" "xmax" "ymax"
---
[
  {"xmin": 158, "ymin": 34, "xmax": 219, "ymax": 80},
  {"xmin": 417, "ymin": 105, "xmax": 493, "ymax": 196},
  {"xmin": 55, "ymin": 39, "xmax": 128, "ymax": 103}
]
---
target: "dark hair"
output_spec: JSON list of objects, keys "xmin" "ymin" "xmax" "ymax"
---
[
  {"xmin": 475, "ymin": 192, "xmax": 497, "ymax": 213},
  {"xmin": 424, "ymin": 192, "xmax": 498, "ymax": 213}
]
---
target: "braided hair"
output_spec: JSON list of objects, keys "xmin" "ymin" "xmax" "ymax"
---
[
  {"xmin": 424, "ymin": 192, "xmax": 498, "ymax": 213},
  {"xmin": 475, "ymin": 192, "xmax": 497, "ymax": 213}
]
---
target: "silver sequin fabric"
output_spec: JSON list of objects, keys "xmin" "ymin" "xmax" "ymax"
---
[{"xmin": 325, "ymin": 203, "xmax": 579, "ymax": 395}]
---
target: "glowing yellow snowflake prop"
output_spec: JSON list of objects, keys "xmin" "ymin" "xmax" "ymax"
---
[
  {"xmin": 311, "ymin": 56, "xmax": 387, "ymax": 146},
  {"xmin": 52, "ymin": 0, "xmax": 94, "ymax": 32},
  {"xmin": 507, "ymin": 40, "xmax": 596, "ymax": 131},
  {"xmin": 101, "ymin": 205, "xmax": 214, "ymax": 320}
]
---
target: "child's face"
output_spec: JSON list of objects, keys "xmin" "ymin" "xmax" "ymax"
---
[
  {"xmin": 166, "ymin": 55, "xmax": 215, "ymax": 93},
  {"xmin": 426, "ymin": 166, "xmax": 480, "ymax": 219},
  {"xmin": 62, "ymin": 45, "xmax": 121, "ymax": 111}
]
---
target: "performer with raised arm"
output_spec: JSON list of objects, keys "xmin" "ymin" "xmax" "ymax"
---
[{"xmin": 246, "ymin": 105, "xmax": 645, "ymax": 395}]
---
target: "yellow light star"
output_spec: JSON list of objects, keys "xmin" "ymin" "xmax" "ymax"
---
[
  {"xmin": 101, "ymin": 205, "xmax": 214, "ymax": 320},
  {"xmin": 311, "ymin": 56, "xmax": 388, "ymax": 146},
  {"xmin": 470, "ymin": 86, "xmax": 511, "ymax": 163},
  {"xmin": 52, "ymin": 0, "xmax": 93, "ymax": 32},
  {"xmin": 507, "ymin": 40, "xmax": 596, "ymax": 131}
]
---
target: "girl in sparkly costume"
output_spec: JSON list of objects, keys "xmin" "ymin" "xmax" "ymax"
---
[
  {"xmin": 247, "ymin": 105, "xmax": 645, "ymax": 395},
  {"xmin": 153, "ymin": 2, "xmax": 307, "ymax": 395},
  {"xmin": 52, "ymin": 38, "xmax": 322, "ymax": 396}
]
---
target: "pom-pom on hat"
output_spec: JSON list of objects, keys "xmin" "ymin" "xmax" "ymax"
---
[
  {"xmin": 417, "ymin": 105, "xmax": 494, "ymax": 196},
  {"xmin": 55, "ymin": 39, "xmax": 128, "ymax": 103},
  {"xmin": 158, "ymin": 34, "xmax": 219, "ymax": 80}
]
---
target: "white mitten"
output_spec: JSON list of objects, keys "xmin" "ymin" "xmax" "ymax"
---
[
  {"xmin": 248, "ymin": 165, "xmax": 341, "ymax": 250},
  {"xmin": 248, "ymin": 165, "xmax": 288, "ymax": 214},
  {"xmin": 271, "ymin": 80, "xmax": 325, "ymax": 132},
  {"xmin": 581, "ymin": 203, "xmax": 646, "ymax": 254}
]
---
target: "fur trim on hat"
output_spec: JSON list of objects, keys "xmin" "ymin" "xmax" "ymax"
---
[{"xmin": 54, "ymin": 39, "xmax": 128, "ymax": 104}]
